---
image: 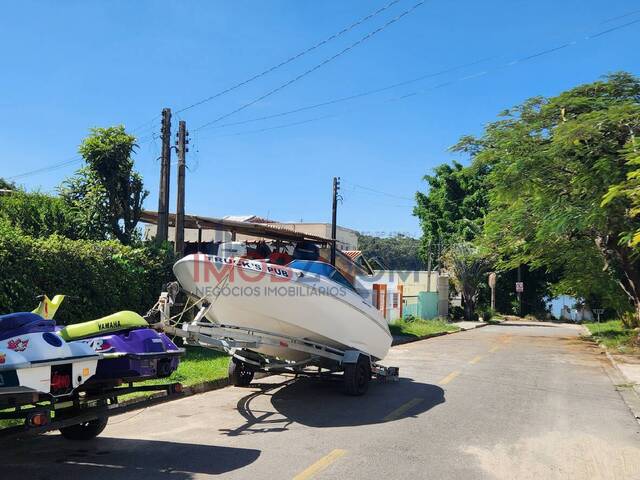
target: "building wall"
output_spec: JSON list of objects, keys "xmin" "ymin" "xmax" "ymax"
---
[
  {"xmin": 356, "ymin": 270, "xmax": 440, "ymax": 296},
  {"xmin": 355, "ymin": 270, "xmax": 449, "ymax": 320}
]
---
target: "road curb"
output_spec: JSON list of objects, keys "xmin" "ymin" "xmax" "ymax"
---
[
  {"xmin": 600, "ymin": 347, "xmax": 640, "ymax": 424},
  {"xmin": 391, "ymin": 322, "xmax": 493, "ymax": 347},
  {"xmin": 119, "ymin": 371, "xmax": 274, "ymax": 408}
]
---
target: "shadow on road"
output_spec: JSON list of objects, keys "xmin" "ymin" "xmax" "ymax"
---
[
  {"xmin": 2, "ymin": 436, "xmax": 261, "ymax": 478},
  {"xmin": 220, "ymin": 376, "xmax": 444, "ymax": 436}
]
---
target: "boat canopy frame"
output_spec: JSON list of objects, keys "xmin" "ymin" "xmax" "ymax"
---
[{"xmin": 141, "ymin": 210, "xmax": 336, "ymax": 245}]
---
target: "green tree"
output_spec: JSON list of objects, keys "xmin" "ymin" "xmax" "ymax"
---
[
  {"xmin": 602, "ymin": 140, "xmax": 640, "ymax": 246},
  {"xmin": 414, "ymin": 161, "xmax": 490, "ymax": 264},
  {"xmin": 357, "ymin": 233, "xmax": 424, "ymax": 270},
  {"xmin": 462, "ymin": 72, "xmax": 640, "ymax": 319},
  {"xmin": 61, "ymin": 126, "xmax": 147, "ymax": 244},
  {"xmin": 0, "ymin": 178, "xmax": 16, "ymax": 190},
  {"xmin": 443, "ymin": 243, "xmax": 491, "ymax": 321}
]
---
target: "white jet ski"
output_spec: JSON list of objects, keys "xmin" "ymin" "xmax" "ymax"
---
[
  {"xmin": 173, "ymin": 254, "xmax": 392, "ymax": 362},
  {"xmin": 0, "ymin": 312, "xmax": 98, "ymax": 400}
]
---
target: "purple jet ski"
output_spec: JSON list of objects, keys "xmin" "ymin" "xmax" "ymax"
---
[{"xmin": 57, "ymin": 311, "xmax": 183, "ymax": 383}]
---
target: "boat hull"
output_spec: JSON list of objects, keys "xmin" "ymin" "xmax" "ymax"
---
[
  {"xmin": 173, "ymin": 255, "xmax": 392, "ymax": 362},
  {"xmin": 80, "ymin": 329, "xmax": 182, "ymax": 381},
  {"xmin": 0, "ymin": 332, "xmax": 98, "ymax": 396}
]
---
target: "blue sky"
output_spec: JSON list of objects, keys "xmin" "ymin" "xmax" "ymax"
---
[{"xmin": 2, "ymin": 1, "xmax": 639, "ymax": 237}]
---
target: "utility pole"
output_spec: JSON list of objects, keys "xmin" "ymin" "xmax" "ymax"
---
[
  {"xmin": 426, "ymin": 240, "xmax": 433, "ymax": 292},
  {"xmin": 175, "ymin": 120, "xmax": 188, "ymax": 257},
  {"xmin": 157, "ymin": 108, "xmax": 172, "ymax": 243},
  {"xmin": 330, "ymin": 176, "xmax": 340, "ymax": 266},
  {"xmin": 489, "ymin": 272, "xmax": 496, "ymax": 311},
  {"xmin": 517, "ymin": 264, "xmax": 523, "ymax": 316}
]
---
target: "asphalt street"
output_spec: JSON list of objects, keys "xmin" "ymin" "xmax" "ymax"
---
[{"xmin": 3, "ymin": 321, "xmax": 640, "ymax": 479}]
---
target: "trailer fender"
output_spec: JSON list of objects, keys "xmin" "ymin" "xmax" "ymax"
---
[{"xmin": 342, "ymin": 350, "xmax": 368, "ymax": 365}]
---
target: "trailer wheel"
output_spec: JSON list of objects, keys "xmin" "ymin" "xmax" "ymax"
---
[
  {"xmin": 343, "ymin": 355, "xmax": 371, "ymax": 396},
  {"xmin": 229, "ymin": 358, "xmax": 254, "ymax": 387},
  {"xmin": 59, "ymin": 416, "xmax": 108, "ymax": 440}
]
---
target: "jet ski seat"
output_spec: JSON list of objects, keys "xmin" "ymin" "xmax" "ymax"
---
[
  {"xmin": 0, "ymin": 312, "xmax": 55, "ymax": 340},
  {"xmin": 59, "ymin": 311, "xmax": 149, "ymax": 341}
]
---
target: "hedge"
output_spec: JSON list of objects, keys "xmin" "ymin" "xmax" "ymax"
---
[{"xmin": 0, "ymin": 224, "xmax": 175, "ymax": 324}]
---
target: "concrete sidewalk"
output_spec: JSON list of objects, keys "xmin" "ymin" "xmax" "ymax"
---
[
  {"xmin": 392, "ymin": 320, "xmax": 489, "ymax": 346},
  {"xmin": 609, "ymin": 354, "xmax": 640, "ymax": 396},
  {"xmin": 452, "ymin": 320, "xmax": 487, "ymax": 331}
]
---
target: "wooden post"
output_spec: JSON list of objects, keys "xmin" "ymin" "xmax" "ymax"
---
[
  {"xmin": 175, "ymin": 120, "xmax": 187, "ymax": 257},
  {"xmin": 330, "ymin": 177, "xmax": 340, "ymax": 265},
  {"xmin": 157, "ymin": 108, "xmax": 171, "ymax": 243}
]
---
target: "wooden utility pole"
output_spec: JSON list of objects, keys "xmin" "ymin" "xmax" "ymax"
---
[
  {"xmin": 517, "ymin": 264, "xmax": 523, "ymax": 316},
  {"xmin": 426, "ymin": 240, "xmax": 433, "ymax": 292},
  {"xmin": 157, "ymin": 108, "xmax": 172, "ymax": 243},
  {"xmin": 488, "ymin": 272, "xmax": 496, "ymax": 310},
  {"xmin": 330, "ymin": 176, "xmax": 340, "ymax": 266},
  {"xmin": 175, "ymin": 120, "xmax": 188, "ymax": 257}
]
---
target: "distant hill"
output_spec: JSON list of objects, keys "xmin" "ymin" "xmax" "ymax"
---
[{"xmin": 356, "ymin": 233, "xmax": 425, "ymax": 271}]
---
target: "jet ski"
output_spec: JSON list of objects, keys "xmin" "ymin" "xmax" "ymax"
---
[
  {"xmin": 57, "ymin": 311, "xmax": 183, "ymax": 382},
  {"xmin": 0, "ymin": 311, "xmax": 99, "ymax": 404}
]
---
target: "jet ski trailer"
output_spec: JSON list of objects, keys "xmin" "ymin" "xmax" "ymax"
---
[{"xmin": 154, "ymin": 284, "xmax": 398, "ymax": 396}]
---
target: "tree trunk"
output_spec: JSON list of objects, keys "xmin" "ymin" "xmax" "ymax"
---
[
  {"xmin": 463, "ymin": 296, "xmax": 474, "ymax": 321},
  {"xmin": 598, "ymin": 237, "xmax": 640, "ymax": 329}
]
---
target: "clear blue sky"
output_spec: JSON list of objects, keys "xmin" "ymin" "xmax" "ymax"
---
[{"xmin": 2, "ymin": 1, "xmax": 639, "ymax": 237}]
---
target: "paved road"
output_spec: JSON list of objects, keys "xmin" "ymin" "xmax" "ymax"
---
[{"xmin": 3, "ymin": 322, "xmax": 640, "ymax": 479}]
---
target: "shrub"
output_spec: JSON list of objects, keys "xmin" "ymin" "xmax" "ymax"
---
[
  {"xmin": 0, "ymin": 224, "xmax": 174, "ymax": 324},
  {"xmin": 478, "ymin": 307, "xmax": 496, "ymax": 321},
  {"xmin": 620, "ymin": 311, "xmax": 640, "ymax": 329},
  {"xmin": 0, "ymin": 190, "xmax": 78, "ymax": 239}
]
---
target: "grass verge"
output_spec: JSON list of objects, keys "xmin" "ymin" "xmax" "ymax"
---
[
  {"xmin": 390, "ymin": 318, "xmax": 459, "ymax": 338},
  {"xmin": 139, "ymin": 346, "xmax": 230, "ymax": 388},
  {"xmin": 584, "ymin": 320, "xmax": 639, "ymax": 355}
]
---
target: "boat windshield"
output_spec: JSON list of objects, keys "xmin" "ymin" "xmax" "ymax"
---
[{"xmin": 288, "ymin": 260, "xmax": 356, "ymax": 291}]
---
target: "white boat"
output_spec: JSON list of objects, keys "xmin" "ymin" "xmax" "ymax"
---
[
  {"xmin": 0, "ymin": 312, "xmax": 99, "ymax": 398},
  {"xmin": 173, "ymin": 254, "xmax": 393, "ymax": 362}
]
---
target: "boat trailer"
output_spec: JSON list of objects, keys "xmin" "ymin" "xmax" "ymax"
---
[
  {"xmin": 154, "ymin": 286, "xmax": 399, "ymax": 396},
  {"xmin": 0, "ymin": 381, "xmax": 184, "ymax": 440}
]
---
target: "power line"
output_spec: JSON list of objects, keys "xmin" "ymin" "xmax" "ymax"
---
[
  {"xmin": 8, "ymin": 134, "xmax": 159, "ymax": 181},
  {"xmin": 600, "ymin": 8, "xmax": 640, "ymax": 25},
  {"xmin": 206, "ymin": 14, "xmax": 640, "ymax": 138},
  {"xmin": 124, "ymin": 1, "xmax": 404, "ymax": 138},
  {"xmin": 176, "ymin": 0, "xmax": 403, "ymax": 115},
  {"xmin": 343, "ymin": 179, "xmax": 414, "ymax": 201},
  {"xmin": 10, "ymin": 9, "xmax": 638, "ymax": 182},
  {"xmin": 8, "ymin": 157, "xmax": 83, "ymax": 180},
  {"xmin": 211, "ymin": 113, "xmax": 339, "ymax": 138},
  {"xmin": 587, "ymin": 17, "xmax": 640, "ymax": 39},
  {"xmin": 193, "ymin": 1, "xmax": 426, "ymax": 132},
  {"xmin": 196, "ymin": 57, "xmax": 491, "ymax": 134}
]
